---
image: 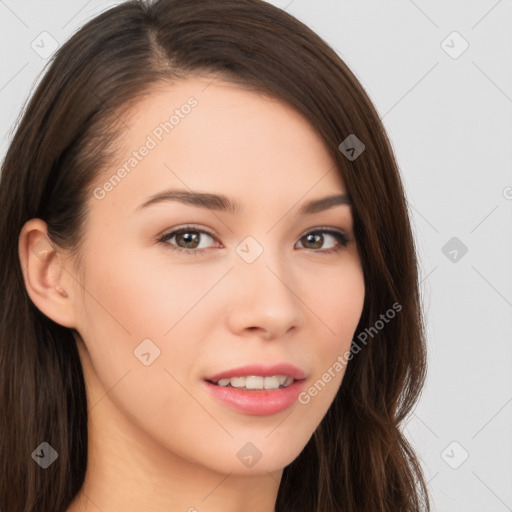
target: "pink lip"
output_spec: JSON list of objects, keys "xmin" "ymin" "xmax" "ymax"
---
[
  {"xmin": 204, "ymin": 363, "xmax": 306, "ymax": 382},
  {"xmin": 203, "ymin": 379, "xmax": 305, "ymax": 416},
  {"xmin": 203, "ymin": 363, "xmax": 307, "ymax": 416}
]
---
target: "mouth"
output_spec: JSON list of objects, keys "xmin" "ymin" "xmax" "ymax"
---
[
  {"xmin": 206, "ymin": 375, "xmax": 297, "ymax": 391},
  {"xmin": 202, "ymin": 363, "xmax": 307, "ymax": 415},
  {"xmin": 204, "ymin": 363, "xmax": 306, "ymax": 390}
]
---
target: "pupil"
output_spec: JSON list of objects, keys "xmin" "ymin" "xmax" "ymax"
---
[
  {"xmin": 306, "ymin": 233, "xmax": 322, "ymax": 249},
  {"xmin": 179, "ymin": 232, "xmax": 199, "ymax": 248}
]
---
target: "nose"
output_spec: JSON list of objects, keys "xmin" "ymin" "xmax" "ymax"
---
[{"xmin": 224, "ymin": 250, "xmax": 303, "ymax": 340}]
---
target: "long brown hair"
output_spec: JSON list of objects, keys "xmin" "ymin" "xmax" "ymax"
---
[{"xmin": 0, "ymin": 1, "xmax": 430, "ymax": 510}]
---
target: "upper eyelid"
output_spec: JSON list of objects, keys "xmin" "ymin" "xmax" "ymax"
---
[
  {"xmin": 160, "ymin": 225, "xmax": 219, "ymax": 240},
  {"xmin": 161, "ymin": 225, "xmax": 348, "ymax": 238}
]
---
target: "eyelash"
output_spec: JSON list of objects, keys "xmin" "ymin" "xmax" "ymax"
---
[{"xmin": 157, "ymin": 225, "xmax": 350, "ymax": 257}]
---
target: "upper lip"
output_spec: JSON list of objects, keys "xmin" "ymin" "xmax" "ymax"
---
[{"xmin": 205, "ymin": 363, "xmax": 306, "ymax": 383}]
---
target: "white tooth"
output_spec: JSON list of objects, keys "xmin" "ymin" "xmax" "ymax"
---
[
  {"xmin": 245, "ymin": 376, "xmax": 264, "ymax": 389},
  {"xmin": 229, "ymin": 376, "xmax": 246, "ymax": 388},
  {"xmin": 263, "ymin": 376, "xmax": 280, "ymax": 390},
  {"xmin": 283, "ymin": 377, "xmax": 294, "ymax": 387},
  {"xmin": 277, "ymin": 375, "xmax": 287, "ymax": 385},
  {"xmin": 216, "ymin": 378, "xmax": 231, "ymax": 387}
]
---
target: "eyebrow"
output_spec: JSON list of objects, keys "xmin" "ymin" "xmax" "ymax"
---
[{"xmin": 136, "ymin": 189, "xmax": 351, "ymax": 215}]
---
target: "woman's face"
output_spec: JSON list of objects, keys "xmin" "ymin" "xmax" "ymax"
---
[{"xmin": 69, "ymin": 76, "xmax": 365, "ymax": 475}]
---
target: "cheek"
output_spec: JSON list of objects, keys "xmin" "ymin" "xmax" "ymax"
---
[
  {"xmin": 301, "ymin": 259, "xmax": 365, "ymax": 392},
  {"xmin": 74, "ymin": 247, "xmax": 228, "ymax": 406},
  {"xmin": 307, "ymin": 257, "xmax": 365, "ymax": 342},
  {"xmin": 78, "ymin": 244, "xmax": 227, "ymax": 339},
  {"xmin": 73, "ymin": 248, "xmax": 215, "ymax": 453}
]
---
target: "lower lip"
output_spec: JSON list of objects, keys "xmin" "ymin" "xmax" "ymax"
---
[{"xmin": 203, "ymin": 379, "xmax": 305, "ymax": 416}]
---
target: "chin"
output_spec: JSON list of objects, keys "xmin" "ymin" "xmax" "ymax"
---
[{"xmin": 204, "ymin": 438, "xmax": 308, "ymax": 476}]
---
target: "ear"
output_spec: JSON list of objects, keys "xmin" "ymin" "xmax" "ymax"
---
[{"xmin": 18, "ymin": 218, "xmax": 79, "ymax": 328}]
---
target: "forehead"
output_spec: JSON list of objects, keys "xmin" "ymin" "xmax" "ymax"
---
[{"xmin": 89, "ymin": 76, "xmax": 346, "ymax": 217}]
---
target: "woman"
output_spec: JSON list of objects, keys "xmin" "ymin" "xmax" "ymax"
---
[{"xmin": 0, "ymin": 0, "xmax": 430, "ymax": 510}]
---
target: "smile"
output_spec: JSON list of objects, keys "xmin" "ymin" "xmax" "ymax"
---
[{"xmin": 210, "ymin": 375, "xmax": 295, "ymax": 390}]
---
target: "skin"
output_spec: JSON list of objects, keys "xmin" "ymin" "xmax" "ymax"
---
[{"xmin": 18, "ymin": 76, "xmax": 365, "ymax": 512}]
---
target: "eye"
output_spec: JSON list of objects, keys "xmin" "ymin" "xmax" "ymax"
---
[
  {"xmin": 157, "ymin": 225, "xmax": 350, "ymax": 256},
  {"xmin": 158, "ymin": 226, "xmax": 219, "ymax": 257},
  {"xmin": 296, "ymin": 228, "xmax": 349, "ymax": 255}
]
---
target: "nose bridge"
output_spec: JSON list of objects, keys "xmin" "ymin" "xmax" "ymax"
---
[
  {"xmin": 236, "ymin": 234, "xmax": 291, "ymax": 296},
  {"xmin": 227, "ymin": 235, "xmax": 301, "ymax": 336}
]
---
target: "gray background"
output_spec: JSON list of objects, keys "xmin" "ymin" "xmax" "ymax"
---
[{"xmin": 1, "ymin": 0, "xmax": 511, "ymax": 510}]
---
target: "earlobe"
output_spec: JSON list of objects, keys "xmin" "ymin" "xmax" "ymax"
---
[{"xmin": 18, "ymin": 218, "xmax": 78, "ymax": 328}]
